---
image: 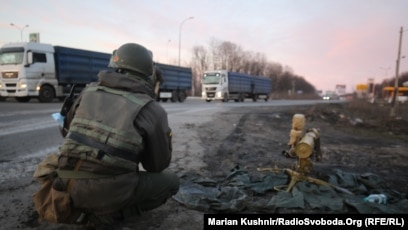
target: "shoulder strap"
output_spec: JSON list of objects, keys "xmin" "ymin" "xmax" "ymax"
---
[{"xmin": 86, "ymin": 85, "xmax": 153, "ymax": 106}]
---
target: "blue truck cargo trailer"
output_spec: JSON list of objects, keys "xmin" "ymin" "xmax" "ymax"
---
[
  {"xmin": 54, "ymin": 46, "xmax": 111, "ymax": 87},
  {"xmin": 0, "ymin": 42, "xmax": 192, "ymax": 103},
  {"xmin": 155, "ymin": 62, "xmax": 192, "ymax": 102},
  {"xmin": 201, "ymin": 70, "xmax": 271, "ymax": 102}
]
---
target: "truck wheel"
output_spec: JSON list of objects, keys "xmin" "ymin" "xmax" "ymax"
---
[
  {"xmin": 206, "ymin": 99, "xmax": 211, "ymax": 102},
  {"xmin": 16, "ymin": 97, "xmax": 31, "ymax": 102},
  {"xmin": 234, "ymin": 94, "xmax": 241, "ymax": 102},
  {"xmin": 178, "ymin": 91, "xmax": 186, "ymax": 102},
  {"xmin": 222, "ymin": 93, "xmax": 228, "ymax": 102},
  {"xmin": 171, "ymin": 91, "xmax": 178, "ymax": 102},
  {"xmin": 239, "ymin": 93, "xmax": 244, "ymax": 102},
  {"xmin": 39, "ymin": 85, "xmax": 55, "ymax": 102}
]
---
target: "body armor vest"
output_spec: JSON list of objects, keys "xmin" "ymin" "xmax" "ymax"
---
[{"xmin": 67, "ymin": 84, "xmax": 153, "ymax": 163}]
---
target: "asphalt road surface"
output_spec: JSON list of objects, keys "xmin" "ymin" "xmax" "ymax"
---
[
  {"xmin": 0, "ymin": 96, "xmax": 339, "ymax": 190},
  {"xmin": 0, "ymin": 97, "xmax": 335, "ymax": 162}
]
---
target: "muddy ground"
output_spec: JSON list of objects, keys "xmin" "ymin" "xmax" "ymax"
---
[
  {"xmin": 3, "ymin": 100, "xmax": 408, "ymax": 229},
  {"xmin": 123, "ymin": 100, "xmax": 408, "ymax": 229}
]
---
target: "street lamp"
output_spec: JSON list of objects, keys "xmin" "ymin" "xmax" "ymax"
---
[
  {"xmin": 166, "ymin": 39, "xmax": 171, "ymax": 62},
  {"xmin": 178, "ymin": 16, "xmax": 194, "ymax": 66},
  {"xmin": 10, "ymin": 23, "xmax": 29, "ymax": 42}
]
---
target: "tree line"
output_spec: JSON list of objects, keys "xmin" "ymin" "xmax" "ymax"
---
[
  {"xmin": 189, "ymin": 39, "xmax": 317, "ymax": 97},
  {"xmin": 375, "ymin": 71, "xmax": 408, "ymax": 98},
  {"xmin": 381, "ymin": 71, "xmax": 408, "ymax": 87}
]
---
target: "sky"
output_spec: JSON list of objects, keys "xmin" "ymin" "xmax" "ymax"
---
[{"xmin": 1, "ymin": 0, "xmax": 408, "ymax": 93}]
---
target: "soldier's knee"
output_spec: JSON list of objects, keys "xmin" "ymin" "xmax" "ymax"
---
[{"xmin": 163, "ymin": 171, "xmax": 180, "ymax": 194}]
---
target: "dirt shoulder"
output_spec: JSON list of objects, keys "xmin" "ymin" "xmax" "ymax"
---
[
  {"xmin": 131, "ymin": 100, "xmax": 408, "ymax": 229},
  {"xmin": 201, "ymin": 101, "xmax": 408, "ymax": 191}
]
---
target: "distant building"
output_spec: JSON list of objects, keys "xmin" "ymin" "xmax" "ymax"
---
[
  {"xmin": 335, "ymin": 84, "xmax": 346, "ymax": 96},
  {"xmin": 355, "ymin": 84, "xmax": 368, "ymax": 99}
]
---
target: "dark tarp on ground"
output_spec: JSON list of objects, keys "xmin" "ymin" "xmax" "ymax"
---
[{"xmin": 172, "ymin": 165, "xmax": 408, "ymax": 214}]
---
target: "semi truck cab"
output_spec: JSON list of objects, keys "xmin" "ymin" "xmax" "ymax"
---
[
  {"xmin": 0, "ymin": 42, "xmax": 111, "ymax": 102},
  {"xmin": 201, "ymin": 71, "xmax": 229, "ymax": 102},
  {"xmin": 0, "ymin": 42, "xmax": 57, "ymax": 102}
]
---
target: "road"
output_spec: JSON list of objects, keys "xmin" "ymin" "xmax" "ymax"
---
[{"xmin": 0, "ymin": 97, "xmax": 335, "ymax": 162}]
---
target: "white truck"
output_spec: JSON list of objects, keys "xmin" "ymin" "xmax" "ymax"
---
[{"xmin": 0, "ymin": 42, "xmax": 110, "ymax": 102}]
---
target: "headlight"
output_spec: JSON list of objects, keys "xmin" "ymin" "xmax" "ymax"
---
[
  {"xmin": 216, "ymin": 91, "xmax": 222, "ymax": 97},
  {"xmin": 202, "ymin": 92, "xmax": 206, "ymax": 96},
  {"xmin": 19, "ymin": 83, "xmax": 27, "ymax": 89}
]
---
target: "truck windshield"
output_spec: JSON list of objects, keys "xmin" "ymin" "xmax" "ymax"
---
[
  {"xmin": 202, "ymin": 74, "xmax": 220, "ymax": 84},
  {"xmin": 0, "ymin": 47, "xmax": 25, "ymax": 65}
]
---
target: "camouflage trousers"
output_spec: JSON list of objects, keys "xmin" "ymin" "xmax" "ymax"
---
[{"xmin": 86, "ymin": 170, "xmax": 179, "ymax": 229}]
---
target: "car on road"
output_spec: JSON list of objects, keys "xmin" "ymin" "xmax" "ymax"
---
[{"xmin": 322, "ymin": 94, "xmax": 339, "ymax": 100}]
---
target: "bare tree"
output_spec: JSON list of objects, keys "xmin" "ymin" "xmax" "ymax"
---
[
  {"xmin": 265, "ymin": 62, "xmax": 283, "ymax": 77},
  {"xmin": 208, "ymin": 39, "xmax": 222, "ymax": 69},
  {"xmin": 264, "ymin": 62, "xmax": 283, "ymax": 92},
  {"xmin": 247, "ymin": 52, "xmax": 268, "ymax": 76},
  {"xmin": 189, "ymin": 38, "xmax": 319, "ymax": 97},
  {"xmin": 192, "ymin": 45, "xmax": 209, "ymax": 74},
  {"xmin": 191, "ymin": 45, "xmax": 209, "ymax": 96},
  {"xmin": 218, "ymin": 41, "xmax": 243, "ymax": 71}
]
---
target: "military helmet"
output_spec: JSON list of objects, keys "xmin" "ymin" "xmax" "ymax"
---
[{"xmin": 108, "ymin": 43, "xmax": 153, "ymax": 77}]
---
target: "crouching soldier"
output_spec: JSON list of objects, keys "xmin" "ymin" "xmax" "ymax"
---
[{"xmin": 33, "ymin": 42, "xmax": 179, "ymax": 229}]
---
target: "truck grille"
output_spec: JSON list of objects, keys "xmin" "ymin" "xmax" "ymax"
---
[
  {"xmin": 205, "ymin": 87, "xmax": 217, "ymax": 91},
  {"xmin": 4, "ymin": 83, "xmax": 17, "ymax": 93},
  {"xmin": 206, "ymin": 93, "xmax": 215, "ymax": 98},
  {"xmin": 2, "ymin": 72, "xmax": 18, "ymax": 79}
]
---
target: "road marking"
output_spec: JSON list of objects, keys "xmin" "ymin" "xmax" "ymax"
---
[
  {"xmin": 0, "ymin": 109, "xmax": 58, "ymax": 117},
  {"xmin": 0, "ymin": 119, "xmax": 58, "ymax": 137}
]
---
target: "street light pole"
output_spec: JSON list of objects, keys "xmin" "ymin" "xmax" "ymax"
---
[
  {"xmin": 178, "ymin": 16, "xmax": 194, "ymax": 66},
  {"xmin": 390, "ymin": 26, "xmax": 404, "ymax": 117},
  {"xmin": 10, "ymin": 23, "xmax": 29, "ymax": 42},
  {"xmin": 166, "ymin": 39, "xmax": 171, "ymax": 62}
]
